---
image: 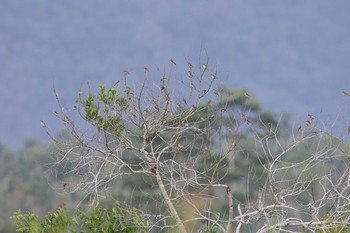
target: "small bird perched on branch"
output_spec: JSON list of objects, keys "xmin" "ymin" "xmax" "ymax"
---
[
  {"xmin": 40, "ymin": 120, "xmax": 46, "ymax": 128},
  {"xmin": 342, "ymin": 91, "xmax": 349, "ymax": 96}
]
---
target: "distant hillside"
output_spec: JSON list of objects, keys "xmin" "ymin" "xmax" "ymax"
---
[{"xmin": 0, "ymin": 0, "xmax": 349, "ymax": 148}]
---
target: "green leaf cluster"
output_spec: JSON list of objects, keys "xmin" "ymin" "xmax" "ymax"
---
[
  {"xmin": 310, "ymin": 207, "xmax": 350, "ymax": 233},
  {"xmin": 12, "ymin": 202, "xmax": 149, "ymax": 233},
  {"xmin": 77, "ymin": 84, "xmax": 131, "ymax": 137},
  {"xmin": 12, "ymin": 204, "xmax": 70, "ymax": 233}
]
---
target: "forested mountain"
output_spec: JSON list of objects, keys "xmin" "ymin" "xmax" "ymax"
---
[{"xmin": 0, "ymin": 1, "xmax": 349, "ymax": 148}]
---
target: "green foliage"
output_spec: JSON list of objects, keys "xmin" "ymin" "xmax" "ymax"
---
[
  {"xmin": 76, "ymin": 84, "xmax": 132, "ymax": 137},
  {"xmin": 74, "ymin": 202, "xmax": 149, "ymax": 233},
  {"xmin": 0, "ymin": 142, "xmax": 15, "ymax": 180},
  {"xmin": 200, "ymin": 225, "xmax": 221, "ymax": 233},
  {"xmin": 309, "ymin": 207, "xmax": 350, "ymax": 233},
  {"xmin": 12, "ymin": 202, "xmax": 149, "ymax": 233},
  {"xmin": 12, "ymin": 204, "xmax": 70, "ymax": 233},
  {"xmin": 216, "ymin": 86, "xmax": 260, "ymax": 112}
]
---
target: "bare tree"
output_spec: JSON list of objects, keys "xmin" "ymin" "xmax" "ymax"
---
[
  {"xmin": 232, "ymin": 121, "xmax": 350, "ymax": 232},
  {"xmin": 45, "ymin": 58, "xmax": 350, "ymax": 233}
]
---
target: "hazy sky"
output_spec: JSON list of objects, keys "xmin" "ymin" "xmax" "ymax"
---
[{"xmin": 1, "ymin": 0, "xmax": 350, "ymax": 148}]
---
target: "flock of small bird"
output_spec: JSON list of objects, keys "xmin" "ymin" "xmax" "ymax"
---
[
  {"xmin": 40, "ymin": 62, "xmax": 350, "ymax": 136},
  {"xmin": 300, "ymin": 90, "xmax": 350, "ymax": 135}
]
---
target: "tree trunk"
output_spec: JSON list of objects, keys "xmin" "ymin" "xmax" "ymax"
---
[
  {"xmin": 155, "ymin": 171, "xmax": 187, "ymax": 233},
  {"xmin": 225, "ymin": 186, "xmax": 235, "ymax": 233}
]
